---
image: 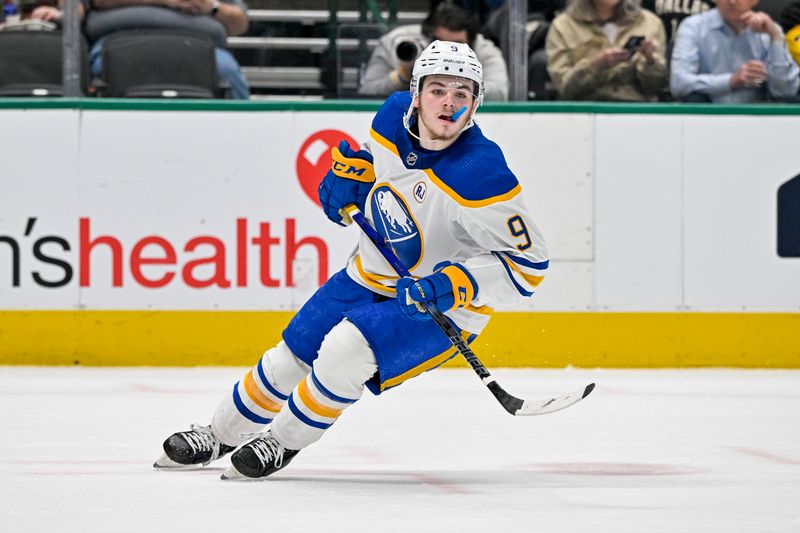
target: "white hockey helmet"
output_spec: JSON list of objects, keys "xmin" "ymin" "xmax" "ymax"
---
[
  {"xmin": 403, "ymin": 40, "xmax": 484, "ymax": 130},
  {"xmin": 410, "ymin": 40, "xmax": 484, "ymax": 104}
]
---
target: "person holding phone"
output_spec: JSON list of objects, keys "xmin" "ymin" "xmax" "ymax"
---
[{"xmin": 545, "ymin": 0, "xmax": 668, "ymax": 101}]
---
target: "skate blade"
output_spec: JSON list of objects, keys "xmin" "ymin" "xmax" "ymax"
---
[
  {"xmin": 220, "ymin": 466, "xmax": 258, "ymax": 481},
  {"xmin": 153, "ymin": 453, "xmax": 204, "ymax": 470}
]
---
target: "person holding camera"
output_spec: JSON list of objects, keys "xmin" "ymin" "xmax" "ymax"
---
[
  {"xmin": 545, "ymin": 0, "xmax": 667, "ymax": 101},
  {"xmin": 357, "ymin": 1, "xmax": 509, "ymax": 101}
]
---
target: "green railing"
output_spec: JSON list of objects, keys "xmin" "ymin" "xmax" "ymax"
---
[{"xmin": 2, "ymin": 98, "xmax": 800, "ymax": 115}]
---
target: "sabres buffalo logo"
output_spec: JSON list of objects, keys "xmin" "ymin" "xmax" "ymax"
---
[{"xmin": 370, "ymin": 185, "xmax": 422, "ymax": 269}]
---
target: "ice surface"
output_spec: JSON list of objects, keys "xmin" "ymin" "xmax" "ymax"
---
[{"xmin": 1, "ymin": 367, "xmax": 798, "ymax": 533}]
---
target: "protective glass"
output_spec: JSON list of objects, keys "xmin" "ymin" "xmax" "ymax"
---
[{"xmin": 419, "ymin": 81, "xmax": 476, "ymax": 105}]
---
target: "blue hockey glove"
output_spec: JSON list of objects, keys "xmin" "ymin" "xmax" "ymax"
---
[
  {"xmin": 395, "ymin": 262, "xmax": 478, "ymax": 321},
  {"xmin": 317, "ymin": 140, "xmax": 375, "ymax": 226}
]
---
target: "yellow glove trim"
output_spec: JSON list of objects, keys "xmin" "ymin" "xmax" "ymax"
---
[
  {"xmin": 331, "ymin": 146, "xmax": 376, "ymax": 183},
  {"xmin": 441, "ymin": 265, "xmax": 475, "ymax": 310}
]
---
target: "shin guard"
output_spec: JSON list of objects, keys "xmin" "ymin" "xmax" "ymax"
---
[{"xmin": 212, "ymin": 341, "xmax": 309, "ymax": 446}]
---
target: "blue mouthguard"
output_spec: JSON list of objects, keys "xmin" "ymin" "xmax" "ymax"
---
[{"xmin": 450, "ymin": 106, "xmax": 467, "ymax": 122}]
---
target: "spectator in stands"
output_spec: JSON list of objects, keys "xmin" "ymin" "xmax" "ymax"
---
[
  {"xmin": 430, "ymin": 0, "xmax": 494, "ymax": 27},
  {"xmin": 640, "ymin": 0, "xmax": 714, "ymax": 47},
  {"xmin": 0, "ymin": 0, "xmax": 84, "ymax": 30},
  {"xmin": 670, "ymin": 0, "xmax": 800, "ymax": 102},
  {"xmin": 780, "ymin": 0, "xmax": 800, "ymax": 66},
  {"xmin": 545, "ymin": 0, "xmax": 668, "ymax": 101},
  {"xmin": 85, "ymin": 0, "xmax": 250, "ymax": 99},
  {"xmin": 358, "ymin": 1, "xmax": 509, "ymax": 101}
]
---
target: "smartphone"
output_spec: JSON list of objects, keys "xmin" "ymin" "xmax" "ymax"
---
[{"xmin": 623, "ymin": 36, "xmax": 644, "ymax": 56}]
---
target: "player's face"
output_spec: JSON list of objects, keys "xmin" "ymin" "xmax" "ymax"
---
[{"xmin": 414, "ymin": 75, "xmax": 477, "ymax": 144}]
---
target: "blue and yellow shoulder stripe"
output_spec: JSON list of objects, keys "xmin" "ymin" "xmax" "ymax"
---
[
  {"xmin": 426, "ymin": 134, "xmax": 521, "ymax": 208},
  {"xmin": 370, "ymin": 92, "xmax": 521, "ymax": 208},
  {"xmin": 371, "ymin": 91, "xmax": 411, "ymax": 143}
]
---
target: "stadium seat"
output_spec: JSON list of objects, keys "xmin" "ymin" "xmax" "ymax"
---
[
  {"xmin": 100, "ymin": 30, "xmax": 218, "ymax": 98},
  {"xmin": 0, "ymin": 30, "xmax": 88, "ymax": 97}
]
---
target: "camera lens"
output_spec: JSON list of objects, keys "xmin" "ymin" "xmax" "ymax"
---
[{"xmin": 396, "ymin": 41, "xmax": 419, "ymax": 62}]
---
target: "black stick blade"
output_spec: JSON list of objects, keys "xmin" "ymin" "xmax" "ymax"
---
[{"xmin": 501, "ymin": 381, "xmax": 596, "ymax": 417}]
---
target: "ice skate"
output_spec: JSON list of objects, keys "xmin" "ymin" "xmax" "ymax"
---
[
  {"xmin": 221, "ymin": 431, "xmax": 298, "ymax": 480},
  {"xmin": 153, "ymin": 424, "xmax": 235, "ymax": 469}
]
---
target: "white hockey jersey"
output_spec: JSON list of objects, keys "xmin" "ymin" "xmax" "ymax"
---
[{"xmin": 345, "ymin": 92, "xmax": 549, "ymax": 334}]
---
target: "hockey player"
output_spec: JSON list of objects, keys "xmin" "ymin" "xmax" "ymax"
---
[{"xmin": 154, "ymin": 40, "xmax": 549, "ymax": 480}]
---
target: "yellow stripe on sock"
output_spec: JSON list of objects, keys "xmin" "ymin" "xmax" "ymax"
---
[
  {"xmin": 297, "ymin": 376, "xmax": 343, "ymax": 419},
  {"xmin": 243, "ymin": 370, "xmax": 283, "ymax": 413}
]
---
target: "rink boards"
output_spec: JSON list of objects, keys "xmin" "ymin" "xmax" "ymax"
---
[
  {"xmin": 0, "ymin": 310, "xmax": 797, "ymax": 367},
  {"xmin": 0, "ymin": 100, "xmax": 798, "ymax": 367}
]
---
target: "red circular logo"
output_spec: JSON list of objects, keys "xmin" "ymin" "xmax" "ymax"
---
[{"xmin": 296, "ymin": 129, "xmax": 360, "ymax": 206}]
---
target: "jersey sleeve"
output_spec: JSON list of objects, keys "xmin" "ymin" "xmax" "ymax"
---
[{"xmin": 453, "ymin": 185, "xmax": 549, "ymax": 306}]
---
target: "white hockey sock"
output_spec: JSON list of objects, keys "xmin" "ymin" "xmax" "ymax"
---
[
  {"xmin": 270, "ymin": 319, "xmax": 378, "ymax": 451},
  {"xmin": 212, "ymin": 341, "xmax": 309, "ymax": 447}
]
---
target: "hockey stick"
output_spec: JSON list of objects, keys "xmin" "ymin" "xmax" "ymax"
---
[{"xmin": 341, "ymin": 204, "xmax": 594, "ymax": 416}]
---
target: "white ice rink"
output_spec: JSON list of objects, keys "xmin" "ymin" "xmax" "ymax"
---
[{"xmin": 1, "ymin": 366, "xmax": 798, "ymax": 533}]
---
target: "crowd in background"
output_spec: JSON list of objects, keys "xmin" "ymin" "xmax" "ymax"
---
[{"xmin": 1, "ymin": 0, "xmax": 799, "ymax": 102}]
